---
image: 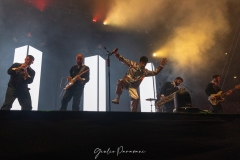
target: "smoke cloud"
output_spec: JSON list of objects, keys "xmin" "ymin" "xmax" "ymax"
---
[{"xmin": 105, "ymin": 0, "xmax": 232, "ymax": 77}]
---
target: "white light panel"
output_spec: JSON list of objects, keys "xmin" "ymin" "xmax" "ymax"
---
[
  {"xmin": 11, "ymin": 45, "xmax": 42, "ymax": 110},
  {"xmin": 13, "ymin": 45, "xmax": 28, "ymax": 63},
  {"xmin": 84, "ymin": 55, "xmax": 106, "ymax": 111},
  {"xmin": 98, "ymin": 56, "xmax": 106, "ymax": 111},
  {"xmin": 28, "ymin": 46, "xmax": 42, "ymax": 111},
  {"xmin": 139, "ymin": 63, "xmax": 157, "ymax": 112}
]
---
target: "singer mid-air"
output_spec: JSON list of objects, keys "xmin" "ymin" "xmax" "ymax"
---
[
  {"xmin": 111, "ymin": 48, "xmax": 168, "ymax": 112},
  {"xmin": 1, "ymin": 55, "xmax": 35, "ymax": 110}
]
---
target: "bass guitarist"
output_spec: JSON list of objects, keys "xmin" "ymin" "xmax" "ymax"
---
[
  {"xmin": 158, "ymin": 77, "xmax": 183, "ymax": 113},
  {"xmin": 60, "ymin": 54, "xmax": 90, "ymax": 111},
  {"xmin": 205, "ymin": 75, "xmax": 232, "ymax": 113}
]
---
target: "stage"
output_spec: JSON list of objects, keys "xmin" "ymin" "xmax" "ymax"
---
[{"xmin": 0, "ymin": 111, "xmax": 240, "ymax": 160}]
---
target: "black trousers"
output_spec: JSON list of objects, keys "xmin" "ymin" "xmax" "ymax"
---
[
  {"xmin": 164, "ymin": 101, "xmax": 175, "ymax": 113},
  {"xmin": 1, "ymin": 86, "xmax": 32, "ymax": 110},
  {"xmin": 210, "ymin": 103, "xmax": 223, "ymax": 113},
  {"xmin": 60, "ymin": 86, "xmax": 84, "ymax": 111}
]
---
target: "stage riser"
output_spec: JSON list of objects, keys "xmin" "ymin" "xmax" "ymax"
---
[{"xmin": 0, "ymin": 111, "xmax": 240, "ymax": 159}]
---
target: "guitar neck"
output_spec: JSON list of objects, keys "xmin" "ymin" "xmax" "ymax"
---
[
  {"xmin": 74, "ymin": 69, "xmax": 89, "ymax": 79},
  {"xmin": 221, "ymin": 87, "xmax": 237, "ymax": 97}
]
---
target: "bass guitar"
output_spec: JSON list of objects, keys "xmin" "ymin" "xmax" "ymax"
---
[
  {"xmin": 208, "ymin": 84, "xmax": 240, "ymax": 105},
  {"xmin": 64, "ymin": 69, "xmax": 89, "ymax": 90}
]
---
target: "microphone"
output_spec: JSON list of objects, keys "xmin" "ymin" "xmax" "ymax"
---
[
  {"xmin": 109, "ymin": 48, "xmax": 118, "ymax": 56},
  {"xmin": 112, "ymin": 48, "xmax": 118, "ymax": 53},
  {"xmin": 104, "ymin": 47, "xmax": 118, "ymax": 56},
  {"xmin": 181, "ymin": 84, "xmax": 194, "ymax": 93},
  {"xmin": 111, "ymin": 48, "xmax": 118, "ymax": 55}
]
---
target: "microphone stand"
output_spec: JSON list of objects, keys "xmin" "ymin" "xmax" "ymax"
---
[
  {"xmin": 158, "ymin": 82, "xmax": 164, "ymax": 112},
  {"xmin": 104, "ymin": 47, "xmax": 114, "ymax": 112}
]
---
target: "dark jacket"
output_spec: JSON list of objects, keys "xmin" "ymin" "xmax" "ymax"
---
[
  {"xmin": 7, "ymin": 63, "xmax": 35, "ymax": 89},
  {"xmin": 205, "ymin": 82, "xmax": 222, "ymax": 96},
  {"xmin": 160, "ymin": 82, "xmax": 179, "ymax": 97},
  {"xmin": 70, "ymin": 64, "xmax": 90, "ymax": 89}
]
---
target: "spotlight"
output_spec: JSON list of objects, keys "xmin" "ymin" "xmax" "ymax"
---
[
  {"xmin": 93, "ymin": 19, "xmax": 97, "ymax": 22},
  {"xmin": 153, "ymin": 53, "xmax": 156, "ymax": 57},
  {"xmin": 103, "ymin": 21, "xmax": 107, "ymax": 25},
  {"xmin": 173, "ymin": 90, "xmax": 202, "ymax": 113}
]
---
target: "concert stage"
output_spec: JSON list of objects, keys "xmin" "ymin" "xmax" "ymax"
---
[{"xmin": 0, "ymin": 111, "xmax": 240, "ymax": 160}]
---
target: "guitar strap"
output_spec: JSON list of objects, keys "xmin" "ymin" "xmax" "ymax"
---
[{"xmin": 78, "ymin": 64, "xmax": 86, "ymax": 75}]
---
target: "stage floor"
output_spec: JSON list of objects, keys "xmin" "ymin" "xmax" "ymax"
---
[{"xmin": 0, "ymin": 111, "xmax": 240, "ymax": 160}]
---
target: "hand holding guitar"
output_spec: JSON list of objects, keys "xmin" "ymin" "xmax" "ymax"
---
[
  {"xmin": 64, "ymin": 69, "xmax": 89, "ymax": 90},
  {"xmin": 226, "ymin": 90, "xmax": 232, "ymax": 96},
  {"xmin": 208, "ymin": 84, "xmax": 240, "ymax": 105},
  {"xmin": 67, "ymin": 76, "xmax": 72, "ymax": 82},
  {"xmin": 76, "ymin": 75, "xmax": 85, "ymax": 82},
  {"xmin": 160, "ymin": 95, "xmax": 166, "ymax": 100}
]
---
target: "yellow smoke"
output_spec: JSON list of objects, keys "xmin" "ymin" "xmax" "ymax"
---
[
  {"xmin": 106, "ymin": 0, "xmax": 167, "ymax": 28},
  {"xmin": 105, "ymin": 0, "xmax": 230, "ymax": 75}
]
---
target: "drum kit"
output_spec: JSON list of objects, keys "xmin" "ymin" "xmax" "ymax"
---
[
  {"xmin": 146, "ymin": 98, "xmax": 165, "ymax": 112},
  {"xmin": 145, "ymin": 98, "xmax": 157, "ymax": 112}
]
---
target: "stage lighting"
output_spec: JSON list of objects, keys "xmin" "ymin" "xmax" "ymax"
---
[
  {"xmin": 173, "ymin": 90, "xmax": 201, "ymax": 113},
  {"xmin": 174, "ymin": 90, "xmax": 192, "ymax": 108},
  {"xmin": 84, "ymin": 55, "xmax": 106, "ymax": 111},
  {"xmin": 103, "ymin": 21, "xmax": 107, "ymax": 25},
  {"xmin": 139, "ymin": 63, "xmax": 157, "ymax": 112}
]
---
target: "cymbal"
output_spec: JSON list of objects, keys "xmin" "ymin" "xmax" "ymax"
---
[{"xmin": 146, "ymin": 98, "xmax": 157, "ymax": 101}]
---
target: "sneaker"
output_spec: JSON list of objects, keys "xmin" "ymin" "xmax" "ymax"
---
[{"xmin": 112, "ymin": 99, "xmax": 119, "ymax": 104}]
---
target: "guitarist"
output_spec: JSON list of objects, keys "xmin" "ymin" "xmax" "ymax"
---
[
  {"xmin": 159, "ymin": 77, "xmax": 183, "ymax": 113},
  {"xmin": 60, "ymin": 54, "xmax": 90, "ymax": 111},
  {"xmin": 205, "ymin": 75, "xmax": 232, "ymax": 113}
]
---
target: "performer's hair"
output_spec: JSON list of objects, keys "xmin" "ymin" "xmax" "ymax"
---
[
  {"xmin": 212, "ymin": 75, "xmax": 220, "ymax": 79},
  {"xmin": 27, "ymin": 55, "xmax": 35, "ymax": 61},
  {"xmin": 140, "ymin": 56, "xmax": 148, "ymax": 63},
  {"xmin": 175, "ymin": 77, "xmax": 183, "ymax": 82}
]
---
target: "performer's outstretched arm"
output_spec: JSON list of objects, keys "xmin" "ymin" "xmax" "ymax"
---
[
  {"xmin": 145, "ymin": 58, "xmax": 167, "ymax": 76},
  {"xmin": 113, "ymin": 48, "xmax": 138, "ymax": 68}
]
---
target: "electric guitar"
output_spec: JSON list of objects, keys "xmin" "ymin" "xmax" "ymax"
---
[
  {"xmin": 64, "ymin": 69, "xmax": 89, "ymax": 90},
  {"xmin": 208, "ymin": 84, "xmax": 240, "ymax": 105},
  {"xmin": 155, "ymin": 88, "xmax": 185, "ymax": 107}
]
